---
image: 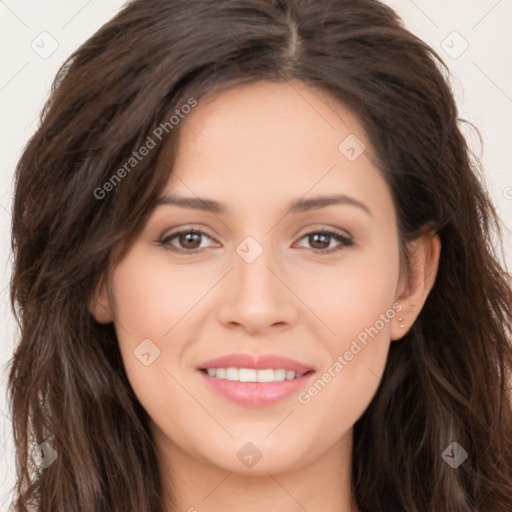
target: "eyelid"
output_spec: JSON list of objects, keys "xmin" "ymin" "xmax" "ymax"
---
[
  {"xmin": 294, "ymin": 223, "xmax": 353, "ymax": 241},
  {"xmin": 292, "ymin": 226, "xmax": 354, "ymax": 254},
  {"xmin": 157, "ymin": 225, "xmax": 218, "ymax": 248}
]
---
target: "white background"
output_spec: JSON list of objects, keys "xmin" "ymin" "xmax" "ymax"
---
[{"xmin": 0, "ymin": 0, "xmax": 511, "ymax": 508}]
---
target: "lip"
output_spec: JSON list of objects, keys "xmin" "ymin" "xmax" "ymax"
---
[{"xmin": 197, "ymin": 353, "xmax": 315, "ymax": 406}]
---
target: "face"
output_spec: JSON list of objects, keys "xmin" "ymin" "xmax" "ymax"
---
[{"xmin": 92, "ymin": 80, "xmax": 413, "ymax": 476}]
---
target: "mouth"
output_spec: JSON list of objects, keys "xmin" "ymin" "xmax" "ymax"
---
[{"xmin": 196, "ymin": 353, "xmax": 316, "ymax": 406}]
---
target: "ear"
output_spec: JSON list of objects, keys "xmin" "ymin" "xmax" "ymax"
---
[
  {"xmin": 88, "ymin": 274, "xmax": 114, "ymax": 324},
  {"xmin": 391, "ymin": 231, "xmax": 441, "ymax": 341}
]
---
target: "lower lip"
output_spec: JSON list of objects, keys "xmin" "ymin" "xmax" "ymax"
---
[{"xmin": 198, "ymin": 371, "xmax": 315, "ymax": 406}]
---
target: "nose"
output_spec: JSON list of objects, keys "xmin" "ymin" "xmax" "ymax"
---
[{"xmin": 217, "ymin": 239, "xmax": 299, "ymax": 335}]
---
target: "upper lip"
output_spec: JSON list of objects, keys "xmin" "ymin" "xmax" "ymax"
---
[{"xmin": 197, "ymin": 353, "xmax": 314, "ymax": 374}]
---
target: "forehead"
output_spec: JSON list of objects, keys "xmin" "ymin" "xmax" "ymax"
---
[
  {"xmin": 160, "ymin": 80, "xmax": 393, "ymax": 221},
  {"xmin": 174, "ymin": 80, "xmax": 362, "ymax": 165}
]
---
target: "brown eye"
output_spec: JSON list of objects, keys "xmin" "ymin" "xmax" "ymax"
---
[
  {"xmin": 158, "ymin": 229, "xmax": 215, "ymax": 253},
  {"xmin": 157, "ymin": 228, "xmax": 353, "ymax": 255},
  {"xmin": 308, "ymin": 232, "xmax": 331, "ymax": 250},
  {"xmin": 296, "ymin": 230, "xmax": 354, "ymax": 254},
  {"xmin": 177, "ymin": 232, "xmax": 202, "ymax": 250}
]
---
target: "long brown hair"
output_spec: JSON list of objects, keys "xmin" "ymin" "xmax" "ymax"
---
[{"xmin": 8, "ymin": 1, "xmax": 512, "ymax": 511}]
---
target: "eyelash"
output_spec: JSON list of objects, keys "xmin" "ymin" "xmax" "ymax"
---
[{"xmin": 156, "ymin": 227, "xmax": 354, "ymax": 255}]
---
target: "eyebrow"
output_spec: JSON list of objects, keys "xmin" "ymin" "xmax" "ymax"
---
[{"xmin": 155, "ymin": 192, "xmax": 372, "ymax": 217}]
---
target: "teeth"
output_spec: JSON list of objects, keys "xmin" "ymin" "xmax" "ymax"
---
[
  {"xmin": 239, "ymin": 368, "xmax": 257, "ymax": 382},
  {"xmin": 225, "ymin": 367, "xmax": 238, "ymax": 381},
  {"xmin": 257, "ymin": 369, "xmax": 277, "ymax": 383},
  {"xmin": 204, "ymin": 367, "xmax": 303, "ymax": 382}
]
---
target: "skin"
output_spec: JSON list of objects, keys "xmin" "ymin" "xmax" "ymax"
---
[{"xmin": 90, "ymin": 80, "xmax": 441, "ymax": 512}]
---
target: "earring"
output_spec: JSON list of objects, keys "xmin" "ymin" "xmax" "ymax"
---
[{"xmin": 398, "ymin": 317, "xmax": 405, "ymax": 329}]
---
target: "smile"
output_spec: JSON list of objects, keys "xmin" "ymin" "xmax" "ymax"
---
[{"xmin": 197, "ymin": 353, "xmax": 316, "ymax": 406}]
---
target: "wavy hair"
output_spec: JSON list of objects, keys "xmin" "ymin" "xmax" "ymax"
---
[{"xmin": 8, "ymin": 0, "xmax": 512, "ymax": 511}]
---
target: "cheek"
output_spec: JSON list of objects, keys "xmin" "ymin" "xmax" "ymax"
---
[
  {"xmin": 111, "ymin": 250, "xmax": 207, "ymax": 340},
  {"xmin": 304, "ymin": 238, "xmax": 400, "ymax": 345},
  {"xmin": 109, "ymin": 249, "xmax": 209, "ymax": 381},
  {"xmin": 109, "ymin": 252, "xmax": 206, "ymax": 440},
  {"xmin": 295, "ymin": 241, "xmax": 399, "ymax": 414}
]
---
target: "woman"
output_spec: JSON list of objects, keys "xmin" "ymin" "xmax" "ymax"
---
[{"xmin": 7, "ymin": 0, "xmax": 512, "ymax": 511}]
